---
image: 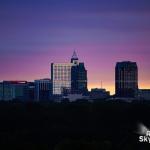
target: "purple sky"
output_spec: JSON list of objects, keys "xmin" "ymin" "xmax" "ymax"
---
[{"xmin": 0, "ymin": 0, "xmax": 150, "ymax": 94}]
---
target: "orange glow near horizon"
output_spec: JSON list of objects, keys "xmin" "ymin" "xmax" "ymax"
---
[
  {"xmin": 138, "ymin": 82, "xmax": 150, "ymax": 90},
  {"xmin": 88, "ymin": 84, "xmax": 115, "ymax": 95},
  {"xmin": 88, "ymin": 82, "xmax": 150, "ymax": 95}
]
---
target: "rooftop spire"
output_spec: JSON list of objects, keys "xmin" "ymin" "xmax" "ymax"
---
[
  {"xmin": 71, "ymin": 50, "xmax": 78, "ymax": 63},
  {"xmin": 72, "ymin": 50, "xmax": 78, "ymax": 59}
]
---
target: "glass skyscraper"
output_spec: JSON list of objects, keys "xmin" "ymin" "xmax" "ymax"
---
[
  {"xmin": 51, "ymin": 63, "xmax": 72, "ymax": 95},
  {"xmin": 115, "ymin": 61, "xmax": 138, "ymax": 98},
  {"xmin": 71, "ymin": 63, "xmax": 87, "ymax": 94}
]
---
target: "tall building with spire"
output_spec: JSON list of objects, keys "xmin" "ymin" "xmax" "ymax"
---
[{"xmin": 51, "ymin": 51, "xmax": 87, "ymax": 95}]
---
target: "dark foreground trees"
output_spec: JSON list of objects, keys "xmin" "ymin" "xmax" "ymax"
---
[{"xmin": 0, "ymin": 100, "xmax": 150, "ymax": 150}]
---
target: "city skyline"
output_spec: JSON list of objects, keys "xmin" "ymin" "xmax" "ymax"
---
[
  {"xmin": 0, "ymin": 51, "xmax": 149, "ymax": 95},
  {"xmin": 0, "ymin": 0, "xmax": 150, "ymax": 94}
]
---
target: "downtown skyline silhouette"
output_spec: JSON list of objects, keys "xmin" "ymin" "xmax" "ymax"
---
[{"xmin": 0, "ymin": 0, "xmax": 150, "ymax": 94}]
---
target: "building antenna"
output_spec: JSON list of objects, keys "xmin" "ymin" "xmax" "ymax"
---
[{"xmin": 101, "ymin": 81, "xmax": 103, "ymax": 89}]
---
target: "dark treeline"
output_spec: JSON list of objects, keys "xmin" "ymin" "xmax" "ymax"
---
[{"xmin": 0, "ymin": 100, "xmax": 150, "ymax": 150}]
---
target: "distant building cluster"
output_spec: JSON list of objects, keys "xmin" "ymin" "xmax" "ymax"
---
[
  {"xmin": 0, "ymin": 51, "xmax": 150, "ymax": 102},
  {"xmin": 0, "ymin": 80, "xmax": 52, "ymax": 101},
  {"xmin": 51, "ymin": 51, "xmax": 88, "ymax": 96}
]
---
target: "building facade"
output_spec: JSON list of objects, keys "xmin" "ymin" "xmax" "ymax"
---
[
  {"xmin": 0, "ymin": 82, "xmax": 3, "ymax": 100},
  {"xmin": 115, "ymin": 61, "xmax": 138, "ymax": 98},
  {"xmin": 27, "ymin": 82, "xmax": 35, "ymax": 101},
  {"xmin": 51, "ymin": 63, "xmax": 72, "ymax": 95},
  {"xmin": 34, "ymin": 79, "xmax": 52, "ymax": 101},
  {"xmin": 0, "ymin": 81, "xmax": 28, "ymax": 101},
  {"xmin": 51, "ymin": 51, "xmax": 87, "ymax": 95},
  {"xmin": 71, "ymin": 63, "xmax": 87, "ymax": 94},
  {"xmin": 90, "ymin": 88, "xmax": 110, "ymax": 100},
  {"xmin": 138, "ymin": 89, "xmax": 150, "ymax": 100}
]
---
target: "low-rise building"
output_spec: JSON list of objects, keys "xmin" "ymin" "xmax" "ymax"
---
[
  {"xmin": 34, "ymin": 79, "xmax": 52, "ymax": 101},
  {"xmin": 138, "ymin": 89, "xmax": 150, "ymax": 100},
  {"xmin": 90, "ymin": 88, "xmax": 110, "ymax": 100},
  {"xmin": 0, "ymin": 81, "xmax": 28, "ymax": 101}
]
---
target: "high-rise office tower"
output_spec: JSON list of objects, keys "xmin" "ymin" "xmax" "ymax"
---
[
  {"xmin": 71, "ymin": 62, "xmax": 87, "ymax": 94},
  {"xmin": 51, "ymin": 51, "xmax": 87, "ymax": 95},
  {"xmin": 51, "ymin": 63, "xmax": 73, "ymax": 95},
  {"xmin": 115, "ymin": 61, "xmax": 138, "ymax": 98}
]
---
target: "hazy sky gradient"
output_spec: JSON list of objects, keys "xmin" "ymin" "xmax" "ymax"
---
[{"xmin": 0, "ymin": 0, "xmax": 150, "ymax": 94}]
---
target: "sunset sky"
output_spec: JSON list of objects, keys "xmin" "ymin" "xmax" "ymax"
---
[{"xmin": 0, "ymin": 0, "xmax": 150, "ymax": 94}]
